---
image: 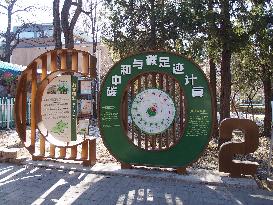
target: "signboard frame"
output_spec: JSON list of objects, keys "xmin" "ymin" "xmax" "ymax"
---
[
  {"xmin": 99, "ymin": 51, "xmax": 215, "ymax": 168},
  {"xmin": 35, "ymin": 70, "xmax": 93, "ymax": 147}
]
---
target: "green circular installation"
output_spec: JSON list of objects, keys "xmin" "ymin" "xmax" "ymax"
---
[{"xmin": 99, "ymin": 51, "xmax": 213, "ymax": 168}]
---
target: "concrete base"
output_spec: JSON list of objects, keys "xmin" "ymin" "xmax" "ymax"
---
[{"xmin": 23, "ymin": 160, "xmax": 258, "ymax": 189}]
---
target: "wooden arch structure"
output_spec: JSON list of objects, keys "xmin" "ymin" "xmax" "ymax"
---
[{"xmin": 15, "ymin": 49, "xmax": 97, "ymax": 165}]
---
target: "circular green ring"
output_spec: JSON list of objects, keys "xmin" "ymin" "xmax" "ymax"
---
[{"xmin": 99, "ymin": 51, "xmax": 214, "ymax": 168}]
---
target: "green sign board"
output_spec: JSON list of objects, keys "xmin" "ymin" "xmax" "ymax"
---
[{"xmin": 99, "ymin": 51, "xmax": 213, "ymax": 168}]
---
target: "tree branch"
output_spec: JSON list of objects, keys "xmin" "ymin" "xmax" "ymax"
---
[
  {"xmin": 11, "ymin": 6, "xmax": 35, "ymax": 15},
  {"xmin": 0, "ymin": 4, "xmax": 8, "ymax": 10},
  {"xmin": 69, "ymin": 0, "xmax": 83, "ymax": 31}
]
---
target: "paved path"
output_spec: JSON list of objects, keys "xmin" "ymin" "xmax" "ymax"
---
[{"xmin": 0, "ymin": 162, "xmax": 272, "ymax": 205}]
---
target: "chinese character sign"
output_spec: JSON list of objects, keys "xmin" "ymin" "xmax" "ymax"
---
[{"xmin": 99, "ymin": 51, "xmax": 213, "ymax": 168}]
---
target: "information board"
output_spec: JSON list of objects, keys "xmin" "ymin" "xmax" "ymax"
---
[{"xmin": 36, "ymin": 71, "xmax": 94, "ymax": 146}]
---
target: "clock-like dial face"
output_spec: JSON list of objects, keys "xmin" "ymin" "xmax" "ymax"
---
[{"xmin": 131, "ymin": 88, "xmax": 176, "ymax": 134}]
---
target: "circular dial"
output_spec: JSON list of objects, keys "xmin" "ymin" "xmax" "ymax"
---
[{"xmin": 131, "ymin": 88, "xmax": 176, "ymax": 134}]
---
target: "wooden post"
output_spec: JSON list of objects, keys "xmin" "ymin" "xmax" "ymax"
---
[
  {"xmin": 30, "ymin": 63, "xmax": 37, "ymax": 153},
  {"xmin": 137, "ymin": 78, "xmax": 142, "ymax": 148},
  {"xmin": 90, "ymin": 56, "xmax": 97, "ymax": 78},
  {"xmin": 172, "ymin": 79, "xmax": 176, "ymax": 144},
  {"xmin": 81, "ymin": 141, "xmax": 88, "ymax": 159},
  {"xmin": 59, "ymin": 148, "xmax": 66, "ymax": 158},
  {"xmin": 59, "ymin": 51, "xmax": 67, "ymax": 158},
  {"xmin": 121, "ymin": 163, "xmax": 132, "ymax": 169},
  {"xmin": 49, "ymin": 146, "xmax": 55, "ymax": 158},
  {"xmin": 49, "ymin": 51, "xmax": 57, "ymax": 157},
  {"xmin": 131, "ymin": 84, "xmax": 134, "ymax": 142},
  {"xmin": 159, "ymin": 74, "xmax": 163, "ymax": 149},
  {"xmin": 21, "ymin": 75, "xmax": 27, "ymax": 142},
  {"xmin": 70, "ymin": 146, "xmax": 77, "ymax": 159},
  {"xmin": 51, "ymin": 51, "xmax": 57, "ymax": 71},
  {"xmin": 176, "ymin": 167, "xmax": 187, "ymax": 175},
  {"xmin": 82, "ymin": 53, "xmax": 89, "ymax": 75},
  {"xmin": 72, "ymin": 51, "xmax": 78, "ymax": 71},
  {"xmin": 38, "ymin": 56, "xmax": 48, "ymax": 156},
  {"xmin": 61, "ymin": 51, "xmax": 67, "ymax": 70},
  {"xmin": 180, "ymin": 88, "xmax": 184, "ymax": 134},
  {"xmin": 89, "ymin": 139, "xmax": 96, "ymax": 165}
]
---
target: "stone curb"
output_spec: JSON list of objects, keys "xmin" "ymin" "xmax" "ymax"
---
[{"xmin": 19, "ymin": 159, "xmax": 258, "ymax": 189}]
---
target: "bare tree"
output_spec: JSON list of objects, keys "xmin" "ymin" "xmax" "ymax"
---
[
  {"xmin": 53, "ymin": 0, "xmax": 62, "ymax": 49},
  {"xmin": 53, "ymin": 0, "xmax": 99, "ymax": 50},
  {"xmin": 0, "ymin": 0, "xmax": 35, "ymax": 62}
]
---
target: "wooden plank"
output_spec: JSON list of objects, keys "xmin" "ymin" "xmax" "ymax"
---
[
  {"xmin": 81, "ymin": 140, "xmax": 88, "ymax": 159},
  {"xmin": 50, "ymin": 51, "xmax": 58, "ymax": 71},
  {"xmin": 151, "ymin": 73, "xmax": 157, "ymax": 150},
  {"xmin": 30, "ymin": 63, "xmax": 37, "ymax": 153},
  {"xmin": 49, "ymin": 51, "xmax": 57, "ymax": 157},
  {"xmin": 49, "ymin": 145, "xmax": 55, "ymax": 158},
  {"xmin": 39, "ymin": 56, "xmax": 47, "ymax": 156},
  {"xmin": 131, "ymin": 84, "xmax": 134, "ymax": 142},
  {"xmin": 144, "ymin": 74, "xmax": 149, "ymax": 150},
  {"xmin": 176, "ymin": 167, "xmax": 187, "ymax": 175},
  {"xmin": 72, "ymin": 51, "xmax": 78, "ymax": 71},
  {"xmin": 121, "ymin": 163, "xmax": 132, "ymax": 169},
  {"xmin": 165, "ymin": 74, "xmax": 169, "ymax": 148},
  {"xmin": 61, "ymin": 51, "xmax": 67, "ymax": 70},
  {"xmin": 137, "ymin": 77, "xmax": 142, "ymax": 148},
  {"xmin": 60, "ymin": 51, "xmax": 67, "ymax": 157},
  {"xmin": 152, "ymin": 72, "xmax": 156, "ymax": 87},
  {"xmin": 172, "ymin": 79, "xmax": 176, "ymax": 144},
  {"xmin": 81, "ymin": 53, "xmax": 89, "ymax": 160},
  {"xmin": 88, "ymin": 139, "xmax": 96, "ymax": 165},
  {"xmin": 82, "ymin": 53, "xmax": 89, "ymax": 75},
  {"xmin": 90, "ymin": 56, "xmax": 97, "ymax": 78},
  {"xmin": 159, "ymin": 73, "xmax": 164, "ymax": 149},
  {"xmin": 180, "ymin": 88, "xmax": 184, "ymax": 133},
  {"xmin": 15, "ymin": 72, "xmax": 31, "ymax": 143},
  {"xmin": 70, "ymin": 146, "xmax": 77, "ymax": 159},
  {"xmin": 59, "ymin": 147, "xmax": 66, "ymax": 158},
  {"xmin": 20, "ymin": 75, "xmax": 27, "ymax": 142}
]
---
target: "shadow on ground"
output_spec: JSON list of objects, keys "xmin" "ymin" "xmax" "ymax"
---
[{"xmin": 0, "ymin": 163, "xmax": 273, "ymax": 205}]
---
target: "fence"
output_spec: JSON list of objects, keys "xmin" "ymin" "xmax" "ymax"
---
[{"xmin": 0, "ymin": 97, "xmax": 31, "ymax": 129}]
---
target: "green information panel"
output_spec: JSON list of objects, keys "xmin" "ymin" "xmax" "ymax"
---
[{"xmin": 99, "ymin": 51, "xmax": 213, "ymax": 168}]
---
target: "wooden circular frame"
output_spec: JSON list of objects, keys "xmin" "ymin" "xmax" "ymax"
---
[
  {"xmin": 15, "ymin": 48, "xmax": 97, "ymax": 164},
  {"xmin": 121, "ymin": 71, "xmax": 187, "ymax": 151}
]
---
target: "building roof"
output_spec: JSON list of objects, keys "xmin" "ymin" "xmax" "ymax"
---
[{"xmin": 16, "ymin": 37, "xmax": 55, "ymax": 48}]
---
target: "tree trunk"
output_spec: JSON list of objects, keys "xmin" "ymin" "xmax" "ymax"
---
[
  {"xmin": 53, "ymin": 0, "xmax": 62, "ymax": 49},
  {"xmin": 209, "ymin": 58, "xmax": 218, "ymax": 138},
  {"xmin": 262, "ymin": 74, "xmax": 272, "ymax": 138},
  {"xmin": 4, "ymin": 6, "xmax": 12, "ymax": 62},
  {"xmin": 149, "ymin": 0, "xmax": 156, "ymax": 50},
  {"xmin": 220, "ymin": 47, "xmax": 232, "ymax": 121},
  {"xmin": 61, "ymin": 0, "xmax": 82, "ymax": 49},
  {"xmin": 219, "ymin": 0, "xmax": 232, "ymax": 121}
]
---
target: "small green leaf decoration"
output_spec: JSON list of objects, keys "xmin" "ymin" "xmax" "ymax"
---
[{"xmin": 51, "ymin": 120, "xmax": 69, "ymax": 135}]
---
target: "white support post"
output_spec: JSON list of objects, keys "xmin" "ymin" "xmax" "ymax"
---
[{"xmin": 7, "ymin": 98, "xmax": 10, "ymax": 129}]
